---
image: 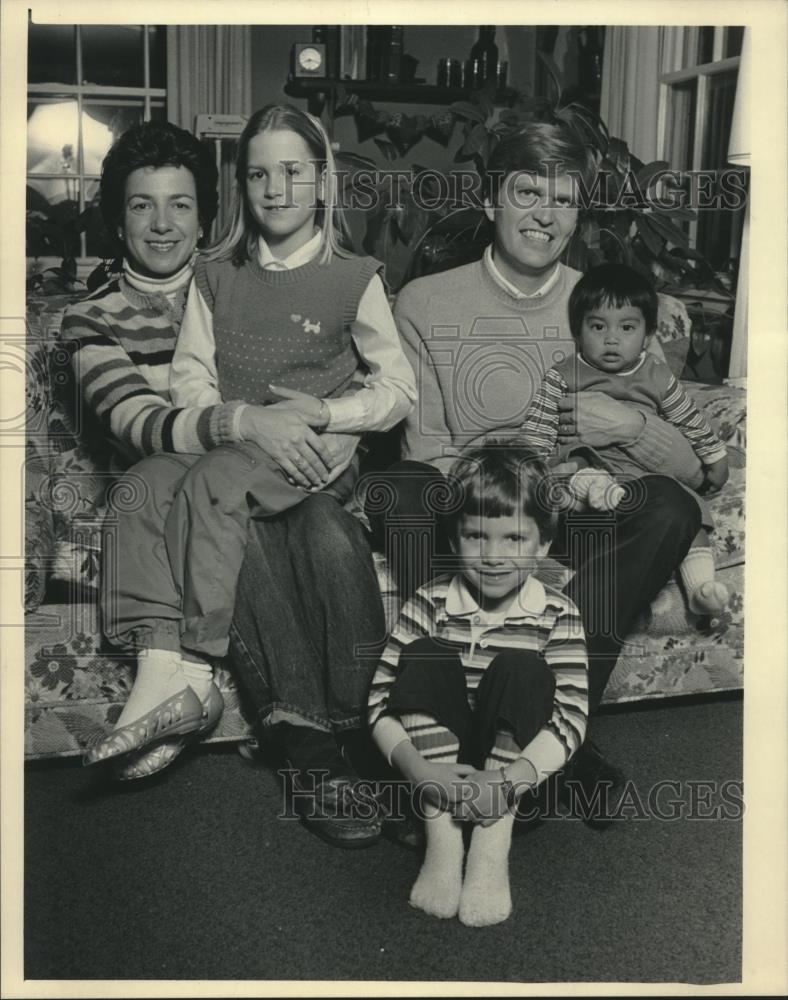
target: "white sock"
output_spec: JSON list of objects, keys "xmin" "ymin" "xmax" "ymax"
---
[
  {"xmin": 679, "ymin": 549, "xmax": 729, "ymax": 615},
  {"xmin": 114, "ymin": 649, "xmax": 212, "ymax": 730},
  {"xmin": 458, "ymin": 812, "xmax": 516, "ymax": 927},
  {"xmin": 409, "ymin": 803, "xmax": 465, "ymax": 919}
]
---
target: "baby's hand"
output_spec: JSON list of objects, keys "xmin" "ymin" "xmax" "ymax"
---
[
  {"xmin": 569, "ymin": 467, "xmax": 625, "ymax": 511},
  {"xmin": 702, "ymin": 455, "xmax": 729, "ymax": 494}
]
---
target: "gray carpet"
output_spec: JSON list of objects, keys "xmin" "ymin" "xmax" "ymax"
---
[{"xmin": 24, "ymin": 695, "xmax": 742, "ymax": 985}]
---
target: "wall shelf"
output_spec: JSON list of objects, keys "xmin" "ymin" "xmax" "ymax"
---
[{"xmin": 284, "ymin": 77, "xmax": 517, "ymax": 111}]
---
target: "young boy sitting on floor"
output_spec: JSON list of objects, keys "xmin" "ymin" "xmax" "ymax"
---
[
  {"xmin": 521, "ymin": 262, "xmax": 729, "ymax": 617},
  {"xmin": 367, "ymin": 446, "xmax": 588, "ymax": 927}
]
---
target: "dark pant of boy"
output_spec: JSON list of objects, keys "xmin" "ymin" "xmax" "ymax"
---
[{"xmin": 384, "ymin": 637, "xmax": 556, "ymax": 769}]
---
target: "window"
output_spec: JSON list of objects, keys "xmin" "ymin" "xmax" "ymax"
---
[
  {"xmin": 27, "ymin": 21, "xmax": 167, "ymax": 264},
  {"xmin": 658, "ymin": 25, "xmax": 746, "ymax": 271}
]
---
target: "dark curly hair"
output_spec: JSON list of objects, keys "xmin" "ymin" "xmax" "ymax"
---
[{"xmin": 99, "ymin": 121, "xmax": 218, "ymax": 253}]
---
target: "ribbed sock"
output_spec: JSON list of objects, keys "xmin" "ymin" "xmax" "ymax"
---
[
  {"xmin": 409, "ymin": 803, "xmax": 465, "ymax": 919},
  {"xmin": 458, "ymin": 811, "xmax": 516, "ymax": 927},
  {"xmin": 114, "ymin": 649, "xmax": 212, "ymax": 730},
  {"xmin": 679, "ymin": 548, "xmax": 729, "ymax": 615}
]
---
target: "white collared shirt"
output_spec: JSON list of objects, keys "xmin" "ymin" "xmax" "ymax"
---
[
  {"xmin": 444, "ymin": 573, "xmax": 549, "ymax": 656},
  {"xmin": 483, "ymin": 244, "xmax": 563, "ymax": 300}
]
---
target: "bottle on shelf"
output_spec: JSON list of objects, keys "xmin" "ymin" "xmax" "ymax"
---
[
  {"xmin": 468, "ymin": 26, "xmax": 498, "ymax": 88},
  {"xmin": 386, "ymin": 26, "xmax": 404, "ymax": 83},
  {"xmin": 366, "ymin": 27, "xmax": 388, "ymax": 82}
]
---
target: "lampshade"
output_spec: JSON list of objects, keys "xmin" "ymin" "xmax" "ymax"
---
[{"xmin": 728, "ymin": 27, "xmax": 751, "ymax": 165}]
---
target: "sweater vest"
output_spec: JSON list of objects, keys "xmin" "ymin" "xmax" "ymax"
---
[
  {"xmin": 194, "ymin": 252, "xmax": 383, "ymax": 405},
  {"xmin": 556, "ymin": 352, "xmax": 672, "ymax": 410}
]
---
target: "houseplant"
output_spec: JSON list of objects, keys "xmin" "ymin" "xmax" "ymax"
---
[{"xmin": 333, "ymin": 74, "xmax": 735, "ymax": 299}]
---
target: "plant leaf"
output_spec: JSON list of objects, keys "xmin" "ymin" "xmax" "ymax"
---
[
  {"xmin": 635, "ymin": 216, "xmax": 665, "ymax": 257},
  {"xmin": 460, "ymin": 122, "xmax": 488, "ymax": 157},
  {"xmin": 448, "ymin": 101, "xmax": 486, "ymax": 124},
  {"xmin": 536, "ymin": 51, "xmax": 564, "ymax": 104},
  {"xmin": 647, "ymin": 211, "xmax": 691, "ymax": 248},
  {"xmin": 373, "ymin": 138, "xmax": 400, "ymax": 162}
]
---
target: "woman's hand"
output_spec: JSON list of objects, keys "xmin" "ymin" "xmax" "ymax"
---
[
  {"xmin": 239, "ymin": 404, "xmax": 332, "ymax": 489},
  {"xmin": 557, "ymin": 392, "xmax": 645, "ymax": 447},
  {"xmin": 268, "ymin": 385, "xmax": 329, "ymax": 427},
  {"xmin": 320, "ymin": 432, "xmax": 360, "ymax": 471}
]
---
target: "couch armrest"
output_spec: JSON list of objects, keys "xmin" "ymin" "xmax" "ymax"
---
[{"xmin": 680, "ymin": 380, "xmax": 747, "ymax": 452}]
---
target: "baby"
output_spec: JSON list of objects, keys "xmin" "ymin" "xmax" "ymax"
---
[{"xmin": 522, "ymin": 262, "xmax": 729, "ymax": 617}]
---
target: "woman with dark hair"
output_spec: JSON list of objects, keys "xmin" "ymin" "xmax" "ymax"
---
[{"xmin": 63, "ymin": 117, "xmax": 395, "ymax": 848}]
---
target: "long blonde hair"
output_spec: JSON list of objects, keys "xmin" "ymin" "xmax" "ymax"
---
[{"xmin": 205, "ymin": 103, "xmax": 352, "ymax": 266}]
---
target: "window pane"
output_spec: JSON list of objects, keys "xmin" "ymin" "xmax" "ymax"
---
[
  {"xmin": 28, "ymin": 100, "xmax": 116, "ymax": 177},
  {"xmin": 81, "ymin": 25, "xmax": 144, "ymax": 87},
  {"xmin": 697, "ymin": 70, "xmax": 741, "ymax": 268},
  {"xmin": 666, "ymin": 80, "xmax": 697, "ymax": 172},
  {"xmin": 28, "ymin": 100, "xmax": 79, "ymax": 173},
  {"xmin": 149, "ymin": 26, "xmax": 167, "ymax": 88},
  {"xmin": 84, "ymin": 185, "xmax": 117, "ymax": 259},
  {"xmin": 697, "ymin": 27, "xmax": 714, "ymax": 65},
  {"xmin": 28, "ymin": 23, "xmax": 76, "ymax": 85},
  {"xmin": 26, "ymin": 179, "xmax": 81, "ymax": 259},
  {"xmin": 701, "ymin": 70, "xmax": 737, "ymax": 169},
  {"xmin": 149, "ymin": 103, "xmax": 167, "ymax": 122},
  {"xmin": 725, "ymin": 26, "xmax": 744, "ymax": 58},
  {"xmin": 83, "ymin": 103, "xmax": 145, "ymax": 168}
]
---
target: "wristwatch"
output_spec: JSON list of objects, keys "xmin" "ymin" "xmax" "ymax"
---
[{"xmin": 499, "ymin": 766, "xmax": 517, "ymax": 810}]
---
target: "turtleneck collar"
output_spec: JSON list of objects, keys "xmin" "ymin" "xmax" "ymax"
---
[{"xmin": 123, "ymin": 257, "xmax": 195, "ymax": 297}]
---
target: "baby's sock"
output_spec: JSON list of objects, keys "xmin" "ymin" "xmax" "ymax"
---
[
  {"xmin": 680, "ymin": 549, "xmax": 729, "ymax": 615},
  {"xmin": 114, "ymin": 649, "xmax": 212, "ymax": 730},
  {"xmin": 409, "ymin": 803, "xmax": 465, "ymax": 919},
  {"xmin": 458, "ymin": 811, "xmax": 516, "ymax": 927}
]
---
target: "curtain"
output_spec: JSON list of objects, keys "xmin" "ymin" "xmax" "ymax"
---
[
  {"xmin": 599, "ymin": 26, "xmax": 664, "ymax": 164},
  {"xmin": 166, "ymin": 26, "xmax": 252, "ymax": 236}
]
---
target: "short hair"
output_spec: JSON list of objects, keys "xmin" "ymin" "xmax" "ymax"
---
[
  {"xmin": 446, "ymin": 444, "xmax": 559, "ymax": 545},
  {"xmin": 568, "ymin": 263, "xmax": 659, "ymax": 339},
  {"xmin": 99, "ymin": 121, "xmax": 219, "ymax": 251},
  {"xmin": 483, "ymin": 119, "xmax": 598, "ymax": 206}
]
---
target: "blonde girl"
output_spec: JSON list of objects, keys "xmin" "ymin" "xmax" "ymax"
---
[{"xmin": 87, "ymin": 105, "xmax": 414, "ymax": 849}]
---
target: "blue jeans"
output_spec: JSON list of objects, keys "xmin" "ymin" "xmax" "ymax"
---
[{"xmin": 229, "ymin": 492, "xmax": 387, "ymax": 733}]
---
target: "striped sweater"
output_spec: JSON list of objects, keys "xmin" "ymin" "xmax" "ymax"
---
[
  {"xmin": 60, "ymin": 272, "xmax": 242, "ymax": 464},
  {"xmin": 521, "ymin": 352, "xmax": 727, "ymax": 478},
  {"xmin": 368, "ymin": 573, "xmax": 588, "ymax": 781}
]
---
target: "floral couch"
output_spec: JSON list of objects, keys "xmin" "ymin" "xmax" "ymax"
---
[{"xmin": 23, "ymin": 292, "xmax": 746, "ymax": 760}]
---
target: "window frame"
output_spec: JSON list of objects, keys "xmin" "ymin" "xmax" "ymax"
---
[
  {"xmin": 656, "ymin": 26, "xmax": 742, "ymax": 255},
  {"xmin": 27, "ymin": 24, "xmax": 166, "ymax": 273}
]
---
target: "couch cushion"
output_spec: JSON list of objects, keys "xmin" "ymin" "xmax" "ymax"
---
[
  {"xmin": 602, "ymin": 562, "xmax": 743, "ymax": 703},
  {"xmin": 655, "ymin": 293, "xmax": 692, "ymax": 378},
  {"xmin": 24, "ymin": 604, "xmax": 256, "ymax": 760}
]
